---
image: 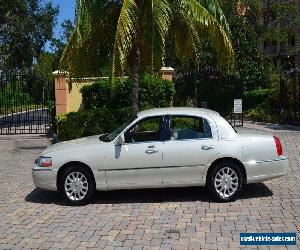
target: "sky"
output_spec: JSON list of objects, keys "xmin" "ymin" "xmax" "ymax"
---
[
  {"xmin": 51, "ymin": 0, "xmax": 76, "ymax": 37},
  {"xmin": 45, "ymin": 0, "xmax": 76, "ymax": 51}
]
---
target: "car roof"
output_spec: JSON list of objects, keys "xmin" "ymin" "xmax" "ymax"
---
[{"xmin": 137, "ymin": 107, "xmax": 220, "ymax": 119}]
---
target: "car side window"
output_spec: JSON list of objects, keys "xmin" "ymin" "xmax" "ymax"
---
[
  {"xmin": 124, "ymin": 116, "xmax": 163, "ymax": 143},
  {"xmin": 168, "ymin": 116, "xmax": 212, "ymax": 140}
]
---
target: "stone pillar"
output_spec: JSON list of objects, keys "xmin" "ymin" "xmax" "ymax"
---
[
  {"xmin": 161, "ymin": 67, "xmax": 175, "ymax": 81},
  {"xmin": 53, "ymin": 70, "xmax": 69, "ymax": 115}
]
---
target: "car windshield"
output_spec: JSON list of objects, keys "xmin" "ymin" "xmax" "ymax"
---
[{"xmin": 101, "ymin": 119, "xmax": 134, "ymax": 142}]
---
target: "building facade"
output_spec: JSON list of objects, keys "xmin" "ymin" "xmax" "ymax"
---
[{"xmin": 261, "ymin": 0, "xmax": 300, "ymax": 71}]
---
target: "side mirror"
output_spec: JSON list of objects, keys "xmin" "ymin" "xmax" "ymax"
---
[{"xmin": 115, "ymin": 134, "xmax": 125, "ymax": 146}]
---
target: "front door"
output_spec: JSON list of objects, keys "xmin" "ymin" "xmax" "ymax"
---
[
  {"xmin": 105, "ymin": 116, "xmax": 164, "ymax": 189},
  {"xmin": 162, "ymin": 115, "xmax": 218, "ymax": 186}
]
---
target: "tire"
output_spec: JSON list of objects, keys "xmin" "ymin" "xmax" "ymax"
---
[
  {"xmin": 207, "ymin": 161, "xmax": 244, "ymax": 202},
  {"xmin": 60, "ymin": 165, "xmax": 95, "ymax": 205}
]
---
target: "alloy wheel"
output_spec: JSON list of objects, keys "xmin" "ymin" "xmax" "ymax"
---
[
  {"xmin": 214, "ymin": 167, "xmax": 239, "ymax": 199},
  {"xmin": 64, "ymin": 171, "xmax": 89, "ymax": 201}
]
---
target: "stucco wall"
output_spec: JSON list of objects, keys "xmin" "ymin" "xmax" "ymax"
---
[
  {"xmin": 53, "ymin": 72, "xmax": 102, "ymax": 115},
  {"xmin": 54, "ymin": 69, "xmax": 173, "ymax": 115},
  {"xmin": 66, "ymin": 81, "xmax": 93, "ymax": 113}
]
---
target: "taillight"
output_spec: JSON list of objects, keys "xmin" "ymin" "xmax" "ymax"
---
[{"xmin": 273, "ymin": 136, "xmax": 282, "ymax": 156}]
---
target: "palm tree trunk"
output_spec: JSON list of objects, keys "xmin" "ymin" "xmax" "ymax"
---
[{"xmin": 132, "ymin": 39, "xmax": 141, "ymax": 117}]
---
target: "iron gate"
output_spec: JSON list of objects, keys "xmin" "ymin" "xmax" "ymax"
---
[
  {"xmin": 174, "ymin": 67, "xmax": 244, "ymax": 122},
  {"xmin": 0, "ymin": 73, "xmax": 55, "ymax": 134}
]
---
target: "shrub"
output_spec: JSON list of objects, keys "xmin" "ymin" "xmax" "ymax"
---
[
  {"xmin": 243, "ymin": 88, "xmax": 271, "ymax": 111},
  {"xmin": 56, "ymin": 108, "xmax": 131, "ymax": 141},
  {"xmin": 80, "ymin": 73, "xmax": 175, "ymax": 110},
  {"xmin": 244, "ymin": 102, "xmax": 278, "ymax": 123},
  {"xmin": 243, "ymin": 87, "xmax": 283, "ymax": 123},
  {"xmin": 57, "ymin": 74, "xmax": 175, "ymax": 141}
]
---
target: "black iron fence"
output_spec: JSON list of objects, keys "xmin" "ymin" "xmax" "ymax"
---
[
  {"xmin": 0, "ymin": 73, "xmax": 55, "ymax": 134},
  {"xmin": 174, "ymin": 67, "xmax": 244, "ymax": 121}
]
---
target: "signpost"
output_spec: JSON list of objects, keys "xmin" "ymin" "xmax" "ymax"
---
[
  {"xmin": 234, "ymin": 99, "xmax": 243, "ymax": 114},
  {"xmin": 232, "ymin": 99, "xmax": 243, "ymax": 127}
]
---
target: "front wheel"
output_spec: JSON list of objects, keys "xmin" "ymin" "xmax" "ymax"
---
[
  {"xmin": 60, "ymin": 165, "xmax": 95, "ymax": 205},
  {"xmin": 207, "ymin": 161, "xmax": 243, "ymax": 202}
]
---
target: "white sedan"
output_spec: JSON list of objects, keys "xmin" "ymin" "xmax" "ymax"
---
[{"xmin": 32, "ymin": 107, "xmax": 288, "ymax": 205}]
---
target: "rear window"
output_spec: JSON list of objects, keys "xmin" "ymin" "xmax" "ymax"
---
[
  {"xmin": 168, "ymin": 116, "xmax": 212, "ymax": 140},
  {"xmin": 216, "ymin": 116, "xmax": 237, "ymax": 139}
]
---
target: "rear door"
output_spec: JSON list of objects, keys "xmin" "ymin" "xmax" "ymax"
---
[{"xmin": 162, "ymin": 115, "xmax": 218, "ymax": 186}]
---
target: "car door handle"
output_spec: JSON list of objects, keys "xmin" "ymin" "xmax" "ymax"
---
[
  {"xmin": 201, "ymin": 145, "xmax": 215, "ymax": 150},
  {"xmin": 145, "ymin": 148, "xmax": 159, "ymax": 154}
]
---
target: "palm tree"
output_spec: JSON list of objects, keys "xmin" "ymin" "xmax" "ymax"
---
[{"xmin": 62, "ymin": 0, "xmax": 234, "ymax": 117}]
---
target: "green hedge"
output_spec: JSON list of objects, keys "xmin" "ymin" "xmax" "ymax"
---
[
  {"xmin": 80, "ymin": 73, "xmax": 176, "ymax": 110},
  {"xmin": 57, "ymin": 74, "xmax": 175, "ymax": 141},
  {"xmin": 56, "ymin": 108, "xmax": 131, "ymax": 141},
  {"xmin": 243, "ymin": 88, "xmax": 271, "ymax": 111},
  {"xmin": 244, "ymin": 103, "xmax": 274, "ymax": 123}
]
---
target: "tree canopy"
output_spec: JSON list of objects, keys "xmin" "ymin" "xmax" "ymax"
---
[
  {"xmin": 61, "ymin": 0, "xmax": 234, "ymax": 77},
  {"xmin": 0, "ymin": 0, "xmax": 58, "ymax": 73},
  {"xmin": 219, "ymin": 0, "xmax": 272, "ymax": 91},
  {"xmin": 61, "ymin": 0, "xmax": 234, "ymax": 116},
  {"xmin": 61, "ymin": 0, "xmax": 120, "ymax": 77}
]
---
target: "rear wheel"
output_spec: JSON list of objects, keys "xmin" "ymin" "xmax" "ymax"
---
[
  {"xmin": 60, "ymin": 165, "xmax": 95, "ymax": 205},
  {"xmin": 207, "ymin": 161, "xmax": 243, "ymax": 202}
]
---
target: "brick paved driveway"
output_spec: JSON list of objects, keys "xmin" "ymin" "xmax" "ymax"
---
[{"xmin": 0, "ymin": 123, "xmax": 299, "ymax": 249}]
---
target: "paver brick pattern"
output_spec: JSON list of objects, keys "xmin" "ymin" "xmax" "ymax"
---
[{"xmin": 0, "ymin": 124, "xmax": 299, "ymax": 250}]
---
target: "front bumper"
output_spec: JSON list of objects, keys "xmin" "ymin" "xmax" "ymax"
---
[
  {"xmin": 245, "ymin": 156, "xmax": 288, "ymax": 184},
  {"xmin": 32, "ymin": 166, "xmax": 58, "ymax": 191}
]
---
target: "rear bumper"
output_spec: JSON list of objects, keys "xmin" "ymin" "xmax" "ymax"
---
[
  {"xmin": 32, "ymin": 166, "xmax": 58, "ymax": 191},
  {"xmin": 244, "ymin": 156, "xmax": 288, "ymax": 184}
]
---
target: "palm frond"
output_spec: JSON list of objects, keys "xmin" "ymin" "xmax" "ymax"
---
[
  {"xmin": 175, "ymin": 0, "xmax": 234, "ymax": 70},
  {"xmin": 112, "ymin": 0, "xmax": 139, "ymax": 76},
  {"xmin": 198, "ymin": 0, "xmax": 231, "ymax": 35},
  {"xmin": 60, "ymin": 0, "xmax": 120, "ymax": 76},
  {"xmin": 61, "ymin": 0, "xmax": 234, "ymax": 76},
  {"xmin": 150, "ymin": 0, "xmax": 172, "ymax": 70},
  {"xmin": 172, "ymin": 20, "xmax": 195, "ymax": 63},
  {"xmin": 60, "ymin": 0, "xmax": 95, "ymax": 69}
]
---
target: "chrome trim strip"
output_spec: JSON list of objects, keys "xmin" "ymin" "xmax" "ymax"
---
[
  {"xmin": 245, "ymin": 156, "xmax": 287, "ymax": 165},
  {"xmin": 98, "ymin": 165, "xmax": 204, "ymax": 172},
  {"xmin": 32, "ymin": 168, "xmax": 57, "ymax": 172}
]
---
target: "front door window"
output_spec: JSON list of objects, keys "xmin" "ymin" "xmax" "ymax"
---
[{"xmin": 125, "ymin": 116, "xmax": 163, "ymax": 143}]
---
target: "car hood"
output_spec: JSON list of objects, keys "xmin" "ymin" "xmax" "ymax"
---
[{"xmin": 41, "ymin": 135, "xmax": 105, "ymax": 155}]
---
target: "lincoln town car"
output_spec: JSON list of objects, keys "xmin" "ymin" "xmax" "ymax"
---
[{"xmin": 32, "ymin": 108, "xmax": 288, "ymax": 205}]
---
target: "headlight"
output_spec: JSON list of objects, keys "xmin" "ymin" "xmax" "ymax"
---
[{"xmin": 35, "ymin": 156, "xmax": 52, "ymax": 167}]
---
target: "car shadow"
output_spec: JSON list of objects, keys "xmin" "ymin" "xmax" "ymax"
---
[
  {"xmin": 25, "ymin": 183, "xmax": 273, "ymax": 206},
  {"xmin": 241, "ymin": 183, "xmax": 273, "ymax": 199}
]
